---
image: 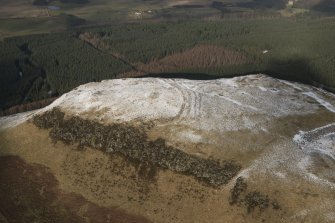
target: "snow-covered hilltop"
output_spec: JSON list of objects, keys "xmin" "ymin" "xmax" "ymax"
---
[
  {"xmin": 1, "ymin": 74, "xmax": 335, "ymax": 223},
  {"xmin": 44, "ymin": 74, "xmax": 335, "ymax": 127},
  {"xmin": 3, "ymin": 74, "xmax": 334, "ymax": 129}
]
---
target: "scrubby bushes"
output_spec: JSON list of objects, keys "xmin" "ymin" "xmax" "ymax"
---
[
  {"xmin": 230, "ymin": 177, "xmax": 280, "ymax": 213},
  {"xmin": 33, "ymin": 108, "xmax": 241, "ymax": 187}
]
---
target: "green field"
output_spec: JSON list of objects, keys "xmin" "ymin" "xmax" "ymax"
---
[{"xmin": 1, "ymin": 0, "xmax": 334, "ymax": 39}]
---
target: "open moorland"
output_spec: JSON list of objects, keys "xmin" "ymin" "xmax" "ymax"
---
[
  {"xmin": 1, "ymin": 75, "xmax": 335, "ymax": 223},
  {"xmin": 1, "ymin": 1, "xmax": 335, "ymax": 223}
]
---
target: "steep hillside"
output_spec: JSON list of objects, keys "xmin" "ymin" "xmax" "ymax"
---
[{"xmin": 0, "ymin": 74, "xmax": 335, "ymax": 222}]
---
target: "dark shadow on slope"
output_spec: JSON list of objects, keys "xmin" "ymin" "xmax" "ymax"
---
[
  {"xmin": 264, "ymin": 58, "xmax": 315, "ymax": 85},
  {"xmin": 262, "ymin": 59, "xmax": 320, "ymax": 87},
  {"xmin": 137, "ymin": 58, "xmax": 315, "ymax": 84},
  {"xmin": 312, "ymin": 0, "xmax": 335, "ymax": 15},
  {"xmin": 0, "ymin": 155, "xmax": 152, "ymax": 223},
  {"xmin": 263, "ymin": 58, "xmax": 335, "ymax": 92},
  {"xmin": 234, "ymin": 0, "xmax": 287, "ymax": 10},
  {"xmin": 261, "ymin": 59, "xmax": 335, "ymax": 93},
  {"xmin": 139, "ymin": 58, "xmax": 335, "ymax": 93},
  {"xmin": 0, "ymin": 56, "xmax": 53, "ymax": 111}
]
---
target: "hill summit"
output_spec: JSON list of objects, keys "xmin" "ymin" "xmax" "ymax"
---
[{"xmin": 1, "ymin": 74, "xmax": 335, "ymax": 223}]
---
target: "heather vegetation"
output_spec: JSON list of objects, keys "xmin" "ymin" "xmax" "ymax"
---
[
  {"xmin": 33, "ymin": 108, "xmax": 241, "ymax": 187},
  {"xmin": 229, "ymin": 177, "xmax": 280, "ymax": 213}
]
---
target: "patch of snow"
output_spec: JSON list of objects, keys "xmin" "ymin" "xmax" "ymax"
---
[
  {"xmin": 316, "ymin": 87, "xmax": 335, "ymax": 98},
  {"xmin": 2, "ymin": 74, "xmax": 334, "ymax": 135},
  {"xmin": 293, "ymin": 131, "xmax": 304, "ymax": 144},
  {"xmin": 277, "ymin": 79, "xmax": 335, "ymax": 113},
  {"xmin": 178, "ymin": 130, "xmax": 204, "ymax": 143},
  {"xmin": 218, "ymin": 95, "xmax": 258, "ymax": 111},
  {"xmin": 0, "ymin": 110, "xmax": 36, "ymax": 130},
  {"xmin": 217, "ymin": 78, "xmax": 239, "ymax": 87},
  {"xmin": 294, "ymin": 124, "xmax": 335, "ymax": 188},
  {"xmin": 303, "ymin": 92, "xmax": 335, "ymax": 113},
  {"xmin": 279, "ymin": 79, "xmax": 304, "ymax": 91},
  {"xmin": 258, "ymin": 86, "xmax": 267, "ymax": 92},
  {"xmin": 274, "ymin": 171, "xmax": 286, "ymax": 179},
  {"xmin": 294, "ymin": 123, "xmax": 335, "ymax": 160},
  {"xmin": 269, "ymin": 88, "xmax": 279, "ymax": 93},
  {"xmin": 1, "ymin": 74, "xmax": 335, "ymax": 195},
  {"xmin": 48, "ymin": 79, "xmax": 184, "ymax": 123}
]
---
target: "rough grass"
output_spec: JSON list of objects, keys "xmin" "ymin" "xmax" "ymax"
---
[
  {"xmin": 229, "ymin": 177, "xmax": 281, "ymax": 213},
  {"xmin": 32, "ymin": 107, "xmax": 241, "ymax": 187},
  {"xmin": 0, "ymin": 155, "xmax": 152, "ymax": 223}
]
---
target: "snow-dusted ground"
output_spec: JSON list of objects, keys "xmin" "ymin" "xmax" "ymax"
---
[
  {"xmin": 0, "ymin": 110, "xmax": 36, "ymax": 130},
  {"xmin": 1, "ymin": 74, "xmax": 335, "ymax": 221},
  {"xmin": 294, "ymin": 124, "xmax": 335, "ymax": 187},
  {"xmin": 1, "ymin": 74, "xmax": 335, "ymax": 187},
  {"xmin": 3, "ymin": 74, "xmax": 334, "ymax": 131},
  {"xmin": 294, "ymin": 124, "xmax": 335, "ymax": 160}
]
